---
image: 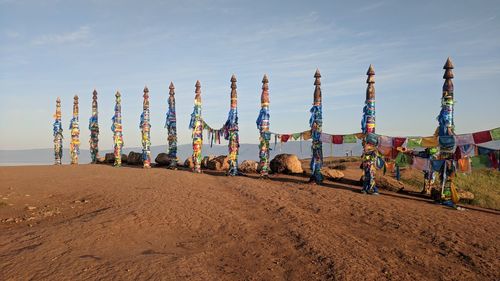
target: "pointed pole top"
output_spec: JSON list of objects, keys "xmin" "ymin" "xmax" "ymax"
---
[
  {"xmin": 92, "ymin": 89, "xmax": 98, "ymax": 96},
  {"xmin": 442, "ymin": 57, "xmax": 454, "ymax": 93},
  {"xmin": 443, "ymin": 57, "xmax": 454, "ymax": 69},
  {"xmin": 169, "ymin": 81, "xmax": 175, "ymax": 90},
  {"xmin": 262, "ymin": 74, "xmax": 269, "ymax": 84},
  {"xmin": 366, "ymin": 64, "xmax": 375, "ymax": 84},
  {"xmin": 115, "ymin": 91, "xmax": 121, "ymax": 98},
  {"xmin": 443, "ymin": 57, "xmax": 454, "ymax": 80},
  {"xmin": 143, "ymin": 86, "xmax": 149, "ymax": 93},
  {"xmin": 314, "ymin": 68, "xmax": 321, "ymax": 78},
  {"xmin": 74, "ymin": 95, "xmax": 79, "ymax": 101},
  {"xmin": 194, "ymin": 80, "xmax": 201, "ymax": 102},
  {"xmin": 56, "ymin": 97, "xmax": 61, "ymax": 103},
  {"xmin": 314, "ymin": 69, "xmax": 321, "ymax": 86},
  {"xmin": 231, "ymin": 74, "xmax": 237, "ymax": 89},
  {"xmin": 261, "ymin": 74, "xmax": 269, "ymax": 105},
  {"xmin": 367, "ymin": 64, "xmax": 375, "ymax": 75}
]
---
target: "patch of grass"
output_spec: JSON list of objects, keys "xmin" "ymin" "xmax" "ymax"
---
[
  {"xmin": 395, "ymin": 168, "xmax": 500, "ymax": 210},
  {"xmin": 455, "ymin": 169, "xmax": 500, "ymax": 210}
]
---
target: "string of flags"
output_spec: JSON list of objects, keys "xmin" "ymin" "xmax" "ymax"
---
[{"xmin": 267, "ymin": 128, "xmax": 499, "ymax": 148}]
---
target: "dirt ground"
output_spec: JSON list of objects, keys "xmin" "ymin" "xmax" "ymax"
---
[{"xmin": 1, "ymin": 165, "xmax": 499, "ymax": 281}]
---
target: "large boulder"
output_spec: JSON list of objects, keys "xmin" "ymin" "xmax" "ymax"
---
[
  {"xmin": 127, "ymin": 151, "xmax": 143, "ymax": 165},
  {"xmin": 458, "ymin": 190, "xmax": 475, "ymax": 202},
  {"xmin": 270, "ymin": 154, "xmax": 304, "ymax": 174},
  {"xmin": 104, "ymin": 153, "xmax": 128, "ymax": 164},
  {"xmin": 96, "ymin": 156, "xmax": 106, "ymax": 164},
  {"xmin": 375, "ymin": 175, "xmax": 404, "ymax": 192},
  {"xmin": 104, "ymin": 153, "xmax": 115, "ymax": 163},
  {"xmin": 321, "ymin": 167, "xmax": 344, "ymax": 180},
  {"xmin": 239, "ymin": 160, "xmax": 258, "ymax": 174},
  {"xmin": 121, "ymin": 154, "xmax": 128, "ymax": 164},
  {"xmin": 202, "ymin": 155, "xmax": 215, "ymax": 169},
  {"xmin": 184, "ymin": 157, "xmax": 194, "ymax": 169},
  {"xmin": 155, "ymin": 153, "xmax": 171, "ymax": 166},
  {"xmin": 207, "ymin": 155, "xmax": 229, "ymax": 171}
]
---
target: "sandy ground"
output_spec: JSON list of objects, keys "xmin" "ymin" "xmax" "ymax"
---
[{"xmin": 0, "ymin": 165, "xmax": 499, "ymax": 281}]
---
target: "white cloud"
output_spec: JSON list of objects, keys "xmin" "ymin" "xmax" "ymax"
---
[
  {"xmin": 32, "ymin": 26, "xmax": 92, "ymax": 46},
  {"xmin": 4, "ymin": 30, "xmax": 20, "ymax": 38}
]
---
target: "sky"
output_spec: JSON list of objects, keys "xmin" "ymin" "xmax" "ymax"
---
[{"xmin": 0, "ymin": 0, "xmax": 499, "ymax": 150}]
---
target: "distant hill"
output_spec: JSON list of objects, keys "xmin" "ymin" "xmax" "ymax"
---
[{"xmin": 0, "ymin": 141, "xmax": 362, "ymax": 165}]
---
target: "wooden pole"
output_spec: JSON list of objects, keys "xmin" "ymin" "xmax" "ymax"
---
[
  {"xmin": 53, "ymin": 97, "xmax": 63, "ymax": 165},
  {"xmin": 190, "ymin": 80, "xmax": 203, "ymax": 173},
  {"xmin": 226, "ymin": 74, "xmax": 240, "ymax": 176},
  {"xmin": 141, "ymin": 86, "xmax": 152, "ymax": 168},
  {"xmin": 112, "ymin": 91, "xmax": 123, "ymax": 167},
  {"xmin": 166, "ymin": 81, "xmax": 178, "ymax": 168},
  {"xmin": 257, "ymin": 74, "xmax": 271, "ymax": 177},
  {"xmin": 361, "ymin": 65, "xmax": 379, "ymax": 194},
  {"xmin": 89, "ymin": 90, "xmax": 99, "ymax": 163},
  {"xmin": 69, "ymin": 95, "xmax": 80, "ymax": 164},
  {"xmin": 309, "ymin": 69, "xmax": 323, "ymax": 183}
]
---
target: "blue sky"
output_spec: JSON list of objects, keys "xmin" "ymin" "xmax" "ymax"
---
[{"xmin": 1, "ymin": 0, "xmax": 499, "ymax": 150}]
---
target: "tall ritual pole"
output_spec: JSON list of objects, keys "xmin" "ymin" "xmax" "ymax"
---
[
  {"xmin": 69, "ymin": 95, "xmax": 80, "ymax": 164},
  {"xmin": 256, "ymin": 74, "xmax": 271, "ymax": 177},
  {"xmin": 361, "ymin": 65, "xmax": 379, "ymax": 194},
  {"xmin": 141, "ymin": 86, "xmax": 152, "ymax": 168},
  {"xmin": 165, "ymin": 82, "xmax": 178, "ymax": 168},
  {"xmin": 189, "ymin": 80, "xmax": 203, "ymax": 173},
  {"xmin": 225, "ymin": 74, "xmax": 240, "ymax": 176},
  {"xmin": 53, "ymin": 97, "xmax": 63, "ymax": 165},
  {"xmin": 309, "ymin": 69, "xmax": 323, "ymax": 184},
  {"xmin": 437, "ymin": 57, "xmax": 459, "ymax": 207},
  {"xmin": 89, "ymin": 90, "xmax": 99, "ymax": 163},
  {"xmin": 112, "ymin": 91, "xmax": 124, "ymax": 167}
]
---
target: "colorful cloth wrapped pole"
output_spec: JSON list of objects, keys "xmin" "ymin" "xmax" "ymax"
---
[
  {"xmin": 53, "ymin": 97, "xmax": 63, "ymax": 165},
  {"xmin": 69, "ymin": 95, "xmax": 80, "ymax": 164},
  {"xmin": 361, "ymin": 65, "xmax": 379, "ymax": 194},
  {"xmin": 140, "ymin": 86, "xmax": 152, "ymax": 168},
  {"xmin": 436, "ymin": 58, "xmax": 459, "ymax": 207},
  {"xmin": 112, "ymin": 91, "xmax": 124, "ymax": 167},
  {"xmin": 309, "ymin": 69, "xmax": 323, "ymax": 183},
  {"xmin": 165, "ymin": 82, "xmax": 178, "ymax": 168},
  {"xmin": 225, "ymin": 75, "xmax": 240, "ymax": 176},
  {"xmin": 89, "ymin": 90, "xmax": 99, "ymax": 163},
  {"xmin": 189, "ymin": 81, "xmax": 203, "ymax": 173},
  {"xmin": 256, "ymin": 74, "xmax": 271, "ymax": 177}
]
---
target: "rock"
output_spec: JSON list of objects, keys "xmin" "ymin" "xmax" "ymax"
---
[
  {"xmin": 96, "ymin": 156, "xmax": 106, "ymax": 164},
  {"xmin": 104, "ymin": 153, "xmax": 115, "ymax": 163},
  {"xmin": 270, "ymin": 154, "xmax": 304, "ymax": 174},
  {"xmin": 458, "ymin": 190, "xmax": 474, "ymax": 201},
  {"xmin": 127, "ymin": 151, "xmax": 143, "ymax": 165},
  {"xmin": 321, "ymin": 168, "xmax": 344, "ymax": 180},
  {"xmin": 103, "ymin": 153, "xmax": 127, "ymax": 164},
  {"xmin": 375, "ymin": 175, "xmax": 405, "ymax": 192},
  {"xmin": 26, "ymin": 206, "xmax": 37, "ymax": 211},
  {"xmin": 155, "ymin": 153, "xmax": 172, "ymax": 166},
  {"xmin": 239, "ymin": 160, "xmax": 258, "ymax": 173},
  {"xmin": 207, "ymin": 155, "xmax": 229, "ymax": 171},
  {"xmin": 202, "ymin": 156, "xmax": 216, "ymax": 169},
  {"xmin": 184, "ymin": 157, "xmax": 194, "ymax": 169},
  {"xmin": 121, "ymin": 154, "xmax": 128, "ymax": 164}
]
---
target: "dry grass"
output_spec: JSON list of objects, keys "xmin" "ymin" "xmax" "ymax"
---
[
  {"xmin": 400, "ymin": 168, "xmax": 500, "ymax": 210},
  {"xmin": 455, "ymin": 169, "xmax": 500, "ymax": 210}
]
